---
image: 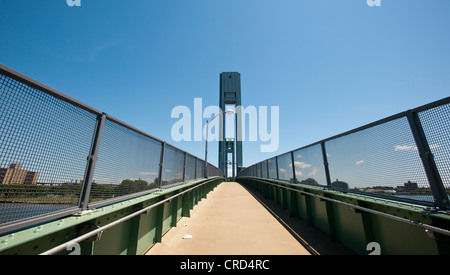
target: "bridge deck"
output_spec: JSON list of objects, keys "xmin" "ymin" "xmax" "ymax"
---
[{"xmin": 146, "ymin": 182, "xmax": 353, "ymax": 255}]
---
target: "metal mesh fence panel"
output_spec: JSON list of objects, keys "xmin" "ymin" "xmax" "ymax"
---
[
  {"xmin": 238, "ymin": 98, "xmax": 449, "ymax": 207},
  {"xmin": 90, "ymin": 118, "xmax": 161, "ymax": 203},
  {"xmin": 207, "ymin": 164, "xmax": 212, "ymax": 178},
  {"xmin": 161, "ymin": 145, "xmax": 185, "ymax": 186},
  {"xmin": 262, "ymin": 160, "xmax": 268, "ymax": 178},
  {"xmin": 0, "ymin": 73, "xmax": 97, "ymax": 225},
  {"xmin": 293, "ymin": 144, "xmax": 328, "ymax": 186},
  {"xmin": 207, "ymin": 163, "xmax": 221, "ymax": 178},
  {"xmin": 0, "ymin": 66, "xmax": 224, "ymax": 232},
  {"xmin": 256, "ymin": 162, "xmax": 262, "ymax": 178},
  {"xmin": 196, "ymin": 159, "xmax": 204, "ymax": 179},
  {"xmin": 239, "ymin": 165, "xmax": 249, "ymax": 177},
  {"xmin": 418, "ymin": 103, "xmax": 450, "ymax": 197},
  {"xmin": 184, "ymin": 154, "xmax": 196, "ymax": 182},
  {"xmin": 207, "ymin": 164, "xmax": 222, "ymax": 178},
  {"xmin": 267, "ymin": 158, "xmax": 277, "ymax": 179},
  {"xmin": 214, "ymin": 166, "xmax": 224, "ymax": 177},
  {"xmin": 325, "ymin": 116, "xmax": 432, "ymax": 203},
  {"xmin": 277, "ymin": 153, "xmax": 293, "ymax": 181}
]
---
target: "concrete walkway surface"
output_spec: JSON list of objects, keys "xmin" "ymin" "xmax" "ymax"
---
[{"xmin": 146, "ymin": 182, "xmax": 353, "ymax": 255}]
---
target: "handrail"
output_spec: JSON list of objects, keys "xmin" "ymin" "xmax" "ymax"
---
[
  {"xmin": 244, "ymin": 177, "xmax": 450, "ymax": 238},
  {"xmin": 40, "ymin": 177, "xmax": 220, "ymax": 255}
]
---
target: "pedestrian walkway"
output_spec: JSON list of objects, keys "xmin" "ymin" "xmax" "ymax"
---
[{"xmin": 146, "ymin": 182, "xmax": 353, "ymax": 255}]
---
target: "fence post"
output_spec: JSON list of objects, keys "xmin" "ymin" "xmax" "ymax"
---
[
  {"xmin": 79, "ymin": 113, "xmax": 107, "ymax": 211},
  {"xmin": 290, "ymin": 152, "xmax": 297, "ymax": 183},
  {"xmin": 158, "ymin": 142, "xmax": 166, "ymax": 189},
  {"xmin": 406, "ymin": 110, "xmax": 449, "ymax": 210},
  {"xmin": 275, "ymin": 157, "xmax": 279, "ymax": 180},
  {"xmin": 194, "ymin": 158, "xmax": 197, "ymax": 180},
  {"xmin": 321, "ymin": 142, "xmax": 332, "ymax": 188},
  {"xmin": 182, "ymin": 152, "xmax": 187, "ymax": 183}
]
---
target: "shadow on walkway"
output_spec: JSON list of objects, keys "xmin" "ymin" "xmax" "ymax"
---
[{"xmin": 240, "ymin": 183, "xmax": 355, "ymax": 255}]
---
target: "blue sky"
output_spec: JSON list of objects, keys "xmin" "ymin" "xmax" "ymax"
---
[{"xmin": 1, "ymin": 0, "xmax": 449, "ymax": 169}]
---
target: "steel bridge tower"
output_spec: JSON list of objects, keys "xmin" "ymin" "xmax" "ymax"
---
[{"xmin": 219, "ymin": 72, "xmax": 243, "ymax": 180}]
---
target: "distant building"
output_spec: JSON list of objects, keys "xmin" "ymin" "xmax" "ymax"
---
[
  {"xmin": 396, "ymin": 181, "xmax": 418, "ymax": 193},
  {"xmin": 330, "ymin": 179, "xmax": 349, "ymax": 191},
  {"xmin": 0, "ymin": 164, "xmax": 39, "ymax": 185},
  {"xmin": 404, "ymin": 181, "xmax": 418, "ymax": 190}
]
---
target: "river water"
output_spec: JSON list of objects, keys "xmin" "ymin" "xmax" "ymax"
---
[{"xmin": 0, "ymin": 203, "xmax": 75, "ymax": 224}]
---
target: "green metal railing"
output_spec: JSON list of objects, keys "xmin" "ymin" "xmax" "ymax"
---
[
  {"xmin": 0, "ymin": 177, "xmax": 222, "ymax": 255},
  {"xmin": 0, "ymin": 64, "xmax": 225, "ymax": 254},
  {"xmin": 239, "ymin": 96, "xmax": 450, "ymax": 210},
  {"xmin": 238, "ymin": 177, "xmax": 450, "ymax": 254},
  {"xmin": 0, "ymin": 64, "xmax": 223, "ymax": 237},
  {"xmin": 237, "ymin": 96, "xmax": 450, "ymax": 254}
]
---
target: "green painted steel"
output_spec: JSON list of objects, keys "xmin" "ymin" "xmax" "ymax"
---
[
  {"xmin": 3, "ymin": 175, "xmax": 448, "ymax": 255},
  {"xmin": 238, "ymin": 177, "xmax": 450, "ymax": 255},
  {"xmin": 0, "ymin": 177, "xmax": 223, "ymax": 255}
]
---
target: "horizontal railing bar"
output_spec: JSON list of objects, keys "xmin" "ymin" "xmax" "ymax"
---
[
  {"xmin": 247, "ymin": 177, "xmax": 450, "ymax": 238},
  {"xmin": 409, "ymin": 96, "xmax": 450, "ymax": 114},
  {"xmin": 95, "ymin": 116, "xmax": 210, "ymax": 164},
  {"xmin": 105, "ymin": 115, "xmax": 166, "ymax": 145},
  {"xmin": 315, "ymin": 96, "xmax": 448, "ymax": 148},
  {"xmin": 0, "ymin": 64, "xmax": 103, "ymax": 115},
  {"xmin": 0, "ymin": 64, "xmax": 212, "ymax": 166},
  {"xmin": 39, "ymin": 177, "xmax": 220, "ymax": 255},
  {"xmin": 84, "ymin": 187, "xmax": 161, "ymax": 210},
  {"xmin": 247, "ymin": 96, "xmax": 450, "ymax": 168}
]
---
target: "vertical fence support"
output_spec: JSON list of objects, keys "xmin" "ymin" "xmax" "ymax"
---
[
  {"xmin": 324, "ymin": 195, "xmax": 337, "ymax": 241},
  {"xmin": 158, "ymin": 142, "xmax": 166, "ymax": 189},
  {"xmin": 321, "ymin": 141, "xmax": 332, "ymax": 188},
  {"xmin": 79, "ymin": 113, "xmax": 107, "ymax": 211},
  {"xmin": 182, "ymin": 153, "xmax": 187, "ymax": 183},
  {"xmin": 406, "ymin": 110, "xmax": 449, "ymax": 210},
  {"xmin": 290, "ymin": 151, "xmax": 297, "ymax": 183},
  {"xmin": 171, "ymin": 196, "xmax": 179, "ymax": 227},
  {"xmin": 127, "ymin": 212, "xmax": 142, "ymax": 255},
  {"xmin": 275, "ymin": 156, "xmax": 279, "ymax": 180},
  {"xmin": 154, "ymin": 201, "xmax": 165, "ymax": 243},
  {"xmin": 194, "ymin": 158, "xmax": 198, "ymax": 180},
  {"xmin": 304, "ymin": 194, "xmax": 314, "ymax": 226},
  {"xmin": 289, "ymin": 190, "xmax": 298, "ymax": 217},
  {"xmin": 182, "ymin": 192, "xmax": 191, "ymax": 218},
  {"xmin": 265, "ymin": 160, "xmax": 268, "ymax": 178}
]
